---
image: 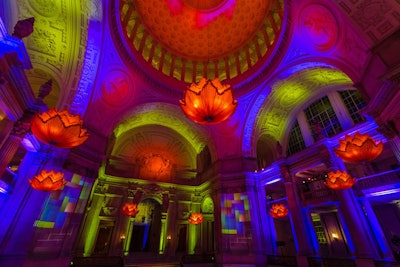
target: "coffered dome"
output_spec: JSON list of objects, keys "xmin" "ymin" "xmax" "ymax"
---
[{"xmin": 114, "ymin": 0, "xmax": 285, "ymax": 94}]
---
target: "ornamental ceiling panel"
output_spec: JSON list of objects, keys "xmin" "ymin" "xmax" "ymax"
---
[
  {"xmin": 14, "ymin": 0, "xmax": 90, "ymax": 109},
  {"xmin": 333, "ymin": 0, "xmax": 400, "ymax": 44}
]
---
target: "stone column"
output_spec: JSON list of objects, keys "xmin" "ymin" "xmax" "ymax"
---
[
  {"xmin": 188, "ymin": 194, "xmax": 202, "ymax": 254},
  {"xmin": 327, "ymin": 91, "xmax": 353, "ymax": 130},
  {"xmin": 376, "ymin": 120, "xmax": 400, "ymax": 162},
  {"xmin": 280, "ymin": 164, "xmax": 314, "ymax": 257},
  {"xmin": 297, "ymin": 111, "xmax": 314, "ymax": 146},
  {"xmin": 159, "ymin": 193, "xmax": 169, "ymax": 254},
  {"xmin": 0, "ymin": 111, "xmax": 35, "ymax": 177},
  {"xmin": 336, "ymin": 189, "xmax": 378, "ymax": 259},
  {"xmin": 246, "ymin": 173, "xmax": 274, "ymax": 265},
  {"xmin": 325, "ymin": 144, "xmax": 380, "ymax": 262},
  {"xmin": 360, "ymin": 197, "xmax": 395, "ymax": 260},
  {"xmin": 165, "ymin": 193, "xmax": 177, "ymax": 258},
  {"xmin": 0, "ymin": 80, "xmax": 51, "ymax": 181},
  {"xmin": 159, "ymin": 212, "xmax": 167, "ymax": 254},
  {"xmin": 123, "ymin": 217, "xmax": 135, "ymax": 256}
]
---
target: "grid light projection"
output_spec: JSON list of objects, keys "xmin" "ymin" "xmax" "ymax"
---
[{"xmin": 221, "ymin": 193, "xmax": 250, "ymax": 234}]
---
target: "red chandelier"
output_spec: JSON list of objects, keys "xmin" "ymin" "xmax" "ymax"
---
[
  {"xmin": 269, "ymin": 203, "xmax": 289, "ymax": 219},
  {"xmin": 31, "ymin": 108, "xmax": 89, "ymax": 148},
  {"xmin": 325, "ymin": 170, "xmax": 356, "ymax": 190},
  {"xmin": 188, "ymin": 213, "xmax": 204, "ymax": 225},
  {"xmin": 334, "ymin": 132, "xmax": 383, "ymax": 163},
  {"xmin": 29, "ymin": 169, "xmax": 67, "ymax": 191},
  {"xmin": 179, "ymin": 78, "xmax": 237, "ymax": 124},
  {"xmin": 121, "ymin": 203, "xmax": 139, "ymax": 217}
]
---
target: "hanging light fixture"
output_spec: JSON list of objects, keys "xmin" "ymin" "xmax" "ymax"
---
[
  {"xmin": 29, "ymin": 169, "xmax": 67, "ymax": 191},
  {"xmin": 121, "ymin": 203, "xmax": 139, "ymax": 217},
  {"xmin": 180, "ymin": 78, "xmax": 237, "ymax": 124},
  {"xmin": 325, "ymin": 170, "xmax": 356, "ymax": 190},
  {"xmin": 188, "ymin": 212, "xmax": 204, "ymax": 225},
  {"xmin": 31, "ymin": 108, "xmax": 89, "ymax": 148},
  {"xmin": 334, "ymin": 132, "xmax": 383, "ymax": 162},
  {"xmin": 269, "ymin": 203, "xmax": 288, "ymax": 219}
]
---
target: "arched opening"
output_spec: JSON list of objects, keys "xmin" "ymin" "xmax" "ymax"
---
[
  {"xmin": 256, "ymin": 134, "xmax": 279, "ymax": 169},
  {"xmin": 129, "ymin": 198, "xmax": 162, "ymax": 254}
]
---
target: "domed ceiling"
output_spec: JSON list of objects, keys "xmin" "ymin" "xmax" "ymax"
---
[{"xmin": 114, "ymin": 0, "xmax": 284, "ymax": 94}]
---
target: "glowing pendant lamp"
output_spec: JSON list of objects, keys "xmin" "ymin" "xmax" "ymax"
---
[
  {"xmin": 188, "ymin": 213, "xmax": 204, "ymax": 225},
  {"xmin": 29, "ymin": 170, "xmax": 67, "ymax": 191},
  {"xmin": 31, "ymin": 108, "xmax": 89, "ymax": 148},
  {"xmin": 179, "ymin": 78, "xmax": 237, "ymax": 124},
  {"xmin": 269, "ymin": 203, "xmax": 289, "ymax": 219},
  {"xmin": 334, "ymin": 132, "xmax": 383, "ymax": 162},
  {"xmin": 121, "ymin": 203, "xmax": 139, "ymax": 217},
  {"xmin": 325, "ymin": 170, "xmax": 356, "ymax": 190}
]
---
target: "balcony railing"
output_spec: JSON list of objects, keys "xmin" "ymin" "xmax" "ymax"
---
[
  {"xmin": 267, "ymin": 255, "xmax": 297, "ymax": 267},
  {"xmin": 301, "ymin": 186, "xmax": 337, "ymax": 206},
  {"xmin": 307, "ymin": 257, "xmax": 356, "ymax": 267},
  {"xmin": 374, "ymin": 260, "xmax": 400, "ymax": 267},
  {"xmin": 356, "ymin": 168, "xmax": 400, "ymax": 191}
]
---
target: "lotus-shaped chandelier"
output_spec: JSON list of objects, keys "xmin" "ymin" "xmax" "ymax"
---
[
  {"xmin": 121, "ymin": 203, "xmax": 139, "ymax": 217},
  {"xmin": 29, "ymin": 169, "xmax": 67, "ymax": 191},
  {"xmin": 325, "ymin": 170, "xmax": 356, "ymax": 190},
  {"xmin": 269, "ymin": 203, "xmax": 289, "ymax": 219},
  {"xmin": 31, "ymin": 108, "xmax": 89, "ymax": 148},
  {"xmin": 179, "ymin": 78, "xmax": 237, "ymax": 124},
  {"xmin": 188, "ymin": 213, "xmax": 204, "ymax": 225},
  {"xmin": 334, "ymin": 132, "xmax": 383, "ymax": 163}
]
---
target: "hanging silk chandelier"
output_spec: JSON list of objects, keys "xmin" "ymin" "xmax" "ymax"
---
[
  {"xmin": 188, "ymin": 212, "xmax": 204, "ymax": 225},
  {"xmin": 29, "ymin": 169, "xmax": 67, "ymax": 191},
  {"xmin": 180, "ymin": 78, "xmax": 237, "ymax": 124},
  {"xmin": 334, "ymin": 132, "xmax": 383, "ymax": 163},
  {"xmin": 121, "ymin": 203, "xmax": 139, "ymax": 217},
  {"xmin": 325, "ymin": 170, "xmax": 356, "ymax": 190},
  {"xmin": 31, "ymin": 108, "xmax": 89, "ymax": 148},
  {"xmin": 269, "ymin": 203, "xmax": 289, "ymax": 219}
]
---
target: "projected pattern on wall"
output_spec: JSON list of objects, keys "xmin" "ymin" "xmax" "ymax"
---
[
  {"xmin": 34, "ymin": 173, "xmax": 89, "ymax": 228},
  {"xmin": 221, "ymin": 193, "xmax": 250, "ymax": 234}
]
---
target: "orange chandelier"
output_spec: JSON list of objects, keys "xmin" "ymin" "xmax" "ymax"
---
[
  {"xmin": 29, "ymin": 169, "xmax": 67, "ymax": 191},
  {"xmin": 325, "ymin": 170, "xmax": 356, "ymax": 190},
  {"xmin": 179, "ymin": 78, "xmax": 237, "ymax": 124},
  {"xmin": 121, "ymin": 203, "xmax": 139, "ymax": 217},
  {"xmin": 334, "ymin": 132, "xmax": 383, "ymax": 163},
  {"xmin": 269, "ymin": 203, "xmax": 289, "ymax": 219},
  {"xmin": 188, "ymin": 213, "xmax": 204, "ymax": 225},
  {"xmin": 31, "ymin": 108, "xmax": 89, "ymax": 148}
]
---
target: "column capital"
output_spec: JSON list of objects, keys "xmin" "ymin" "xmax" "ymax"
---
[
  {"xmin": 10, "ymin": 109, "xmax": 36, "ymax": 138},
  {"xmin": 317, "ymin": 144, "xmax": 334, "ymax": 169},
  {"xmin": 376, "ymin": 119, "xmax": 399, "ymax": 139},
  {"xmin": 279, "ymin": 163, "xmax": 292, "ymax": 183}
]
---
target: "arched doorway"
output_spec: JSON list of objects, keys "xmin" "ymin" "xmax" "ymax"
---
[{"xmin": 129, "ymin": 198, "xmax": 162, "ymax": 253}]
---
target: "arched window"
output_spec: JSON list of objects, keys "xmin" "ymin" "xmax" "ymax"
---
[
  {"xmin": 287, "ymin": 120, "xmax": 306, "ymax": 156},
  {"xmin": 304, "ymin": 96, "xmax": 342, "ymax": 140},
  {"xmin": 338, "ymin": 90, "xmax": 366, "ymax": 124}
]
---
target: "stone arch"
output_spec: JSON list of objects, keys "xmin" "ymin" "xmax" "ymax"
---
[
  {"xmin": 243, "ymin": 63, "xmax": 354, "ymax": 159},
  {"xmin": 256, "ymin": 134, "xmax": 280, "ymax": 169}
]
